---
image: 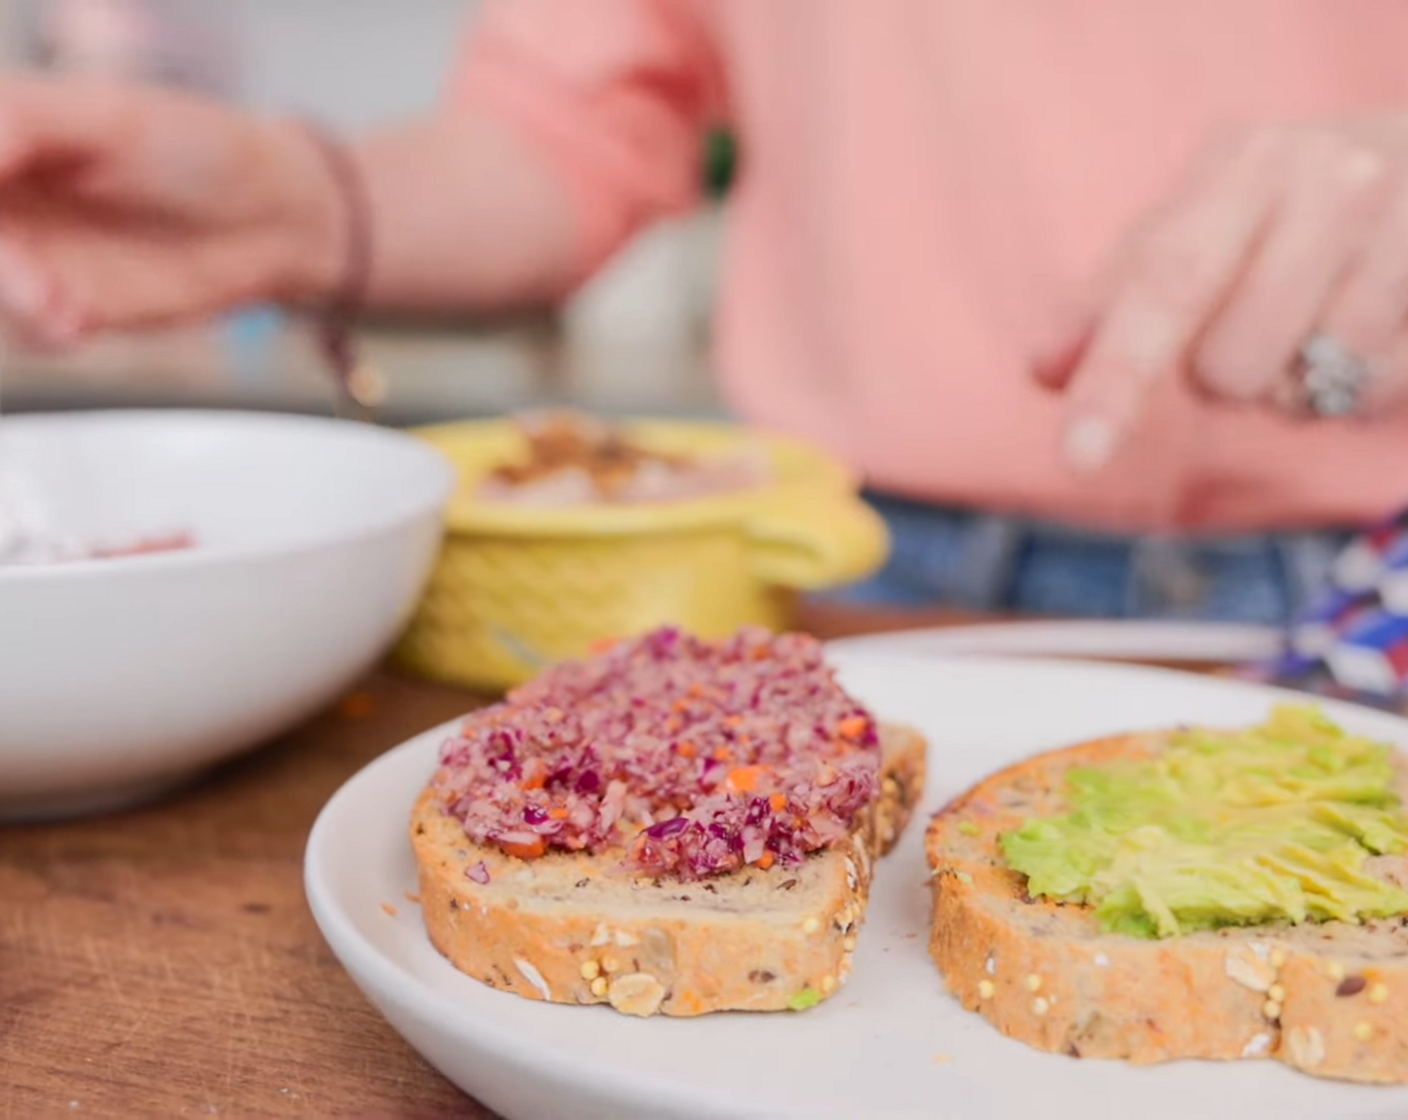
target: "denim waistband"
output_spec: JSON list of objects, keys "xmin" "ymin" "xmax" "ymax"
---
[{"xmin": 834, "ymin": 492, "xmax": 1353, "ymax": 624}]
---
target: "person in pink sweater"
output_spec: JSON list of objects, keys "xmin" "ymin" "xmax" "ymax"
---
[{"xmin": 2, "ymin": 0, "xmax": 1406, "ymax": 620}]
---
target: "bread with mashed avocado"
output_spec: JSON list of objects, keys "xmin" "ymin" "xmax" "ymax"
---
[
  {"xmin": 413, "ymin": 721, "xmax": 925, "ymax": 1017},
  {"xmin": 926, "ymin": 707, "xmax": 1408, "ymax": 1083}
]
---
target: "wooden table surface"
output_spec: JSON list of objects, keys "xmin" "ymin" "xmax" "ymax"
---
[{"xmin": 0, "ymin": 603, "xmax": 1148, "ymax": 1119}]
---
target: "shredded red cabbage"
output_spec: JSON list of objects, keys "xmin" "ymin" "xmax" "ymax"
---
[{"xmin": 432, "ymin": 627, "xmax": 881, "ymax": 880}]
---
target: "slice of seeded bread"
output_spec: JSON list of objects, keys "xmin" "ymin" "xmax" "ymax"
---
[
  {"xmin": 926, "ymin": 732, "xmax": 1408, "ymax": 1084},
  {"xmin": 411, "ymin": 723, "xmax": 926, "ymax": 1017}
]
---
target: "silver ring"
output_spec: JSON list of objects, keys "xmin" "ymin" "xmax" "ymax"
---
[{"xmin": 1297, "ymin": 334, "xmax": 1373, "ymax": 418}]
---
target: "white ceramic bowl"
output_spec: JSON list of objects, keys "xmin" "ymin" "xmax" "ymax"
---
[{"xmin": 0, "ymin": 409, "xmax": 454, "ymax": 821}]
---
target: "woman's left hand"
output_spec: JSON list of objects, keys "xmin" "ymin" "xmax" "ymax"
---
[{"xmin": 1037, "ymin": 117, "xmax": 1408, "ymax": 471}]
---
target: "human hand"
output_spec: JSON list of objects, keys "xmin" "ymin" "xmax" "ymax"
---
[
  {"xmin": 1037, "ymin": 118, "xmax": 1408, "ymax": 471},
  {"xmin": 0, "ymin": 75, "xmax": 343, "ymax": 347}
]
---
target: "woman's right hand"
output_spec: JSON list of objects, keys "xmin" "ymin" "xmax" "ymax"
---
[{"xmin": 0, "ymin": 75, "xmax": 344, "ymax": 347}]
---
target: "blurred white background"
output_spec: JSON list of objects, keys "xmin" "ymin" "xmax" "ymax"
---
[
  {"xmin": 194, "ymin": 0, "xmax": 475, "ymax": 127},
  {"xmin": 2, "ymin": 0, "xmax": 477, "ymax": 124}
]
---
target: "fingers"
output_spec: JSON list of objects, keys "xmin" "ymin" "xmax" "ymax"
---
[
  {"xmin": 1050, "ymin": 126, "xmax": 1408, "ymax": 471},
  {"xmin": 1057, "ymin": 142, "xmax": 1276, "ymax": 470},
  {"xmin": 0, "ymin": 76, "xmax": 125, "ymax": 178},
  {"xmin": 1031, "ymin": 297, "xmax": 1096, "ymax": 392},
  {"xmin": 0, "ymin": 238, "xmax": 88, "ymax": 350},
  {"xmin": 1316, "ymin": 178, "xmax": 1408, "ymax": 395},
  {"xmin": 1356, "ymin": 332, "xmax": 1408, "ymax": 413},
  {"xmin": 0, "ymin": 239, "xmax": 51, "ymax": 323},
  {"xmin": 1193, "ymin": 139, "xmax": 1389, "ymax": 405},
  {"xmin": 0, "ymin": 78, "xmax": 317, "ymax": 344}
]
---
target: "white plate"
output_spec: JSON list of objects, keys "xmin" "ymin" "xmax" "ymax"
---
[
  {"xmin": 305, "ymin": 654, "xmax": 1408, "ymax": 1120},
  {"xmin": 826, "ymin": 620, "xmax": 1282, "ymax": 664}
]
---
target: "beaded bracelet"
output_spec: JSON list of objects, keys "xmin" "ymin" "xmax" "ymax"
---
[{"xmin": 296, "ymin": 120, "xmax": 384, "ymax": 416}]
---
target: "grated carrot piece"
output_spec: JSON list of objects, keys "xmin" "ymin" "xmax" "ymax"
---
[
  {"xmin": 838, "ymin": 716, "xmax": 869, "ymax": 739},
  {"xmin": 500, "ymin": 837, "xmax": 547, "ymax": 860},
  {"xmin": 727, "ymin": 765, "xmax": 769, "ymax": 793}
]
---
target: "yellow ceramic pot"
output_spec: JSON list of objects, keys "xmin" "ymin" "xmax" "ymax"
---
[{"xmin": 391, "ymin": 418, "xmax": 889, "ymax": 692}]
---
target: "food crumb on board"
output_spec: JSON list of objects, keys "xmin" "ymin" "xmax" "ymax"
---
[
  {"xmin": 403, "ymin": 892, "xmax": 422, "ymax": 905},
  {"xmin": 339, "ymin": 692, "xmax": 378, "ymax": 720},
  {"xmin": 381, "ymin": 902, "xmax": 399, "ymax": 918},
  {"xmin": 931, "ymin": 1054, "xmax": 954, "ymax": 1066}
]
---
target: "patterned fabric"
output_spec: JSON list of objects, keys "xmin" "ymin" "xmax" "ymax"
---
[
  {"xmin": 1245, "ymin": 510, "xmax": 1408, "ymax": 703},
  {"xmin": 831, "ymin": 493, "xmax": 1351, "ymax": 626}
]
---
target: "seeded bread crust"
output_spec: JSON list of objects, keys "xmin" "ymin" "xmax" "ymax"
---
[
  {"xmin": 926, "ymin": 732, "xmax": 1408, "ymax": 1084},
  {"xmin": 413, "ymin": 722, "xmax": 926, "ymax": 1017}
]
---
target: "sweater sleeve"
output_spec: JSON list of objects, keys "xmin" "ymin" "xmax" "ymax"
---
[{"xmin": 448, "ymin": 0, "xmax": 721, "ymax": 277}]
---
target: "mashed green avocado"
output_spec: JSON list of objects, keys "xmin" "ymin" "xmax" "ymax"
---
[{"xmin": 999, "ymin": 705, "xmax": 1408, "ymax": 938}]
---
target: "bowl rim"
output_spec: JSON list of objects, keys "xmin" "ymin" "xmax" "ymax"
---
[
  {"xmin": 417, "ymin": 417, "xmax": 863, "ymax": 539},
  {"xmin": 0, "ymin": 408, "xmax": 456, "ymax": 583}
]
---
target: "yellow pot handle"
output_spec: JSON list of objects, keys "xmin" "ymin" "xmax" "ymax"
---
[{"xmin": 744, "ymin": 489, "xmax": 890, "ymax": 590}]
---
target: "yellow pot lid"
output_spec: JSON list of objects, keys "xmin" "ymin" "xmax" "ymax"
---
[{"xmin": 414, "ymin": 418, "xmax": 861, "ymax": 538}]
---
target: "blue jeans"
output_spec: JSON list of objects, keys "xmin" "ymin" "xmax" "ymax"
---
[{"xmin": 830, "ymin": 493, "xmax": 1353, "ymax": 625}]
